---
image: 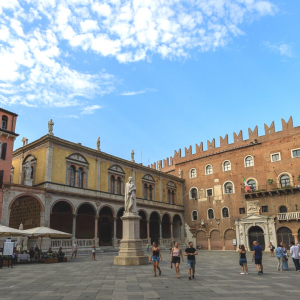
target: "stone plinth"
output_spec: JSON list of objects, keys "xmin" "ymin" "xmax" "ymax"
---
[
  {"xmin": 24, "ymin": 178, "xmax": 33, "ymax": 186},
  {"xmin": 114, "ymin": 212, "xmax": 148, "ymax": 265}
]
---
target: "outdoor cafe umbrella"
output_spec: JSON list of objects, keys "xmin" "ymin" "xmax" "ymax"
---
[
  {"xmin": 0, "ymin": 225, "xmax": 31, "ymax": 237},
  {"xmin": 23, "ymin": 226, "xmax": 72, "ymax": 250}
]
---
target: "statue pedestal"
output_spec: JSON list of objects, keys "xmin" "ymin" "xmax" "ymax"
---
[
  {"xmin": 24, "ymin": 178, "xmax": 33, "ymax": 186},
  {"xmin": 114, "ymin": 212, "xmax": 148, "ymax": 266}
]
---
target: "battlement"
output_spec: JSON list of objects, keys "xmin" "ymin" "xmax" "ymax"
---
[{"xmin": 151, "ymin": 116, "xmax": 300, "ymax": 173}]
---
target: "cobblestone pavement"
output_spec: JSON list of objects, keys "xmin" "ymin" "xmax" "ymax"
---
[{"xmin": 1, "ymin": 250, "xmax": 300, "ymax": 300}]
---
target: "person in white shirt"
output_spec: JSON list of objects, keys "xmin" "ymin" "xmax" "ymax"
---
[
  {"xmin": 289, "ymin": 241, "xmax": 300, "ymax": 272},
  {"xmin": 71, "ymin": 241, "xmax": 78, "ymax": 259}
]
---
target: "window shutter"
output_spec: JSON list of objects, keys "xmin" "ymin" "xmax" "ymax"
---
[
  {"xmin": 1, "ymin": 143, "xmax": 7, "ymax": 160},
  {"xmin": 0, "ymin": 170, "xmax": 3, "ymax": 187}
]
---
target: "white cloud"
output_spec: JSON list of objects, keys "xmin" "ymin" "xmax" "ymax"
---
[
  {"xmin": 121, "ymin": 90, "xmax": 146, "ymax": 96},
  {"xmin": 80, "ymin": 20, "xmax": 99, "ymax": 33},
  {"xmin": 265, "ymin": 42, "xmax": 293, "ymax": 57},
  {"xmin": 80, "ymin": 104, "xmax": 102, "ymax": 114}
]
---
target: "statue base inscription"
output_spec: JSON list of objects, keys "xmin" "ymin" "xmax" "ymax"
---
[{"xmin": 113, "ymin": 213, "xmax": 148, "ymax": 266}]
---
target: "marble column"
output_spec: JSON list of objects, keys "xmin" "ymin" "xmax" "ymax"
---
[
  {"xmin": 170, "ymin": 222, "xmax": 174, "ymax": 239},
  {"xmin": 235, "ymin": 222, "xmax": 240, "ymax": 250},
  {"xmin": 72, "ymin": 214, "xmax": 77, "ymax": 239},
  {"xmin": 94, "ymin": 217, "xmax": 99, "ymax": 240},
  {"xmin": 113, "ymin": 217, "xmax": 117, "ymax": 246},
  {"xmin": 147, "ymin": 220, "xmax": 150, "ymax": 244},
  {"xmin": 265, "ymin": 223, "xmax": 270, "ymax": 251},
  {"xmin": 293, "ymin": 234, "xmax": 298, "ymax": 244},
  {"xmin": 208, "ymin": 237, "xmax": 211, "ymax": 250},
  {"xmin": 40, "ymin": 212, "xmax": 45, "ymax": 227},
  {"xmin": 159, "ymin": 221, "xmax": 162, "ymax": 239}
]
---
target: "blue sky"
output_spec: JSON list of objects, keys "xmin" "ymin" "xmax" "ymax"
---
[{"xmin": 0, "ymin": 0, "xmax": 299, "ymax": 166}]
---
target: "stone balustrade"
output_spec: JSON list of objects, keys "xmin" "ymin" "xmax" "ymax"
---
[{"xmin": 277, "ymin": 212, "xmax": 300, "ymax": 221}]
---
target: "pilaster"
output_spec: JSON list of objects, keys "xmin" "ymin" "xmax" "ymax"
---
[{"xmin": 45, "ymin": 145, "xmax": 54, "ymax": 182}]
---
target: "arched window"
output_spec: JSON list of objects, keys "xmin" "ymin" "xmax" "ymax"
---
[
  {"xmin": 1, "ymin": 115, "xmax": 8, "ymax": 129},
  {"xmin": 190, "ymin": 168, "xmax": 196, "ymax": 178},
  {"xmin": 224, "ymin": 182, "xmax": 233, "ymax": 194},
  {"xmin": 208, "ymin": 209, "xmax": 214, "ymax": 219},
  {"xmin": 110, "ymin": 175, "xmax": 115, "ymax": 193},
  {"xmin": 149, "ymin": 185, "xmax": 153, "ymax": 200},
  {"xmin": 205, "ymin": 164, "xmax": 213, "ymax": 175},
  {"xmin": 192, "ymin": 211, "xmax": 198, "ymax": 221},
  {"xmin": 279, "ymin": 206, "xmax": 287, "ymax": 213},
  {"xmin": 69, "ymin": 166, "xmax": 76, "ymax": 187},
  {"xmin": 144, "ymin": 183, "xmax": 148, "ymax": 199},
  {"xmin": 222, "ymin": 207, "xmax": 229, "ymax": 218},
  {"xmin": 77, "ymin": 167, "xmax": 84, "ymax": 188},
  {"xmin": 223, "ymin": 161, "xmax": 231, "ymax": 171},
  {"xmin": 247, "ymin": 179, "xmax": 256, "ymax": 191},
  {"xmin": 116, "ymin": 177, "xmax": 122, "ymax": 195},
  {"xmin": 245, "ymin": 156, "xmax": 254, "ymax": 167},
  {"xmin": 191, "ymin": 188, "xmax": 198, "ymax": 199},
  {"xmin": 280, "ymin": 174, "xmax": 290, "ymax": 188}
]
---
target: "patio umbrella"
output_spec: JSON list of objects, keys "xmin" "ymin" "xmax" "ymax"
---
[
  {"xmin": 0, "ymin": 225, "xmax": 31, "ymax": 237},
  {"xmin": 23, "ymin": 227, "xmax": 72, "ymax": 250}
]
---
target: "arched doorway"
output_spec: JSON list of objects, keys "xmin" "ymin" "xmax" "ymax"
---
[
  {"xmin": 277, "ymin": 227, "xmax": 293, "ymax": 250},
  {"xmin": 99, "ymin": 206, "xmax": 114, "ymax": 246},
  {"xmin": 138, "ymin": 211, "xmax": 147, "ymax": 239},
  {"xmin": 210, "ymin": 230, "xmax": 222, "ymax": 250},
  {"xmin": 224, "ymin": 229, "xmax": 236, "ymax": 250},
  {"xmin": 248, "ymin": 226, "xmax": 265, "ymax": 250},
  {"xmin": 162, "ymin": 214, "xmax": 171, "ymax": 238},
  {"xmin": 9, "ymin": 196, "xmax": 42, "ymax": 229},
  {"xmin": 50, "ymin": 201, "xmax": 73, "ymax": 234},
  {"xmin": 116, "ymin": 207, "xmax": 124, "ymax": 239},
  {"xmin": 150, "ymin": 212, "xmax": 160, "ymax": 244},
  {"xmin": 196, "ymin": 231, "xmax": 208, "ymax": 249},
  {"xmin": 173, "ymin": 214, "xmax": 182, "ymax": 238},
  {"xmin": 76, "ymin": 204, "xmax": 95, "ymax": 239}
]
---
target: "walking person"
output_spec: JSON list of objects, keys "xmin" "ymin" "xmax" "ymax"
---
[
  {"xmin": 275, "ymin": 244, "xmax": 285, "ymax": 271},
  {"xmin": 92, "ymin": 245, "xmax": 96, "ymax": 261},
  {"xmin": 184, "ymin": 241, "xmax": 198, "ymax": 280},
  {"xmin": 281, "ymin": 243, "xmax": 289, "ymax": 270},
  {"xmin": 71, "ymin": 241, "xmax": 78, "ymax": 259},
  {"xmin": 289, "ymin": 241, "xmax": 300, "ymax": 272},
  {"xmin": 170, "ymin": 241, "xmax": 184, "ymax": 279},
  {"xmin": 238, "ymin": 245, "xmax": 248, "ymax": 274},
  {"xmin": 150, "ymin": 241, "xmax": 162, "ymax": 277},
  {"xmin": 268, "ymin": 242, "xmax": 275, "ymax": 257},
  {"xmin": 146, "ymin": 243, "xmax": 150, "ymax": 253},
  {"xmin": 252, "ymin": 241, "xmax": 263, "ymax": 275}
]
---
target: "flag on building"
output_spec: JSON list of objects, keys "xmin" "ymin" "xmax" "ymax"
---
[{"xmin": 243, "ymin": 177, "xmax": 252, "ymax": 192}]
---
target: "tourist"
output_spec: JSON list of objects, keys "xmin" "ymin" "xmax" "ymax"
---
[
  {"xmin": 281, "ymin": 243, "xmax": 289, "ymax": 270},
  {"xmin": 92, "ymin": 245, "xmax": 96, "ymax": 261},
  {"xmin": 184, "ymin": 241, "xmax": 198, "ymax": 280},
  {"xmin": 146, "ymin": 243, "xmax": 150, "ymax": 253},
  {"xmin": 252, "ymin": 241, "xmax": 263, "ymax": 275},
  {"xmin": 238, "ymin": 245, "xmax": 248, "ymax": 275},
  {"xmin": 150, "ymin": 241, "xmax": 162, "ymax": 277},
  {"xmin": 71, "ymin": 241, "xmax": 78, "ymax": 259},
  {"xmin": 275, "ymin": 244, "xmax": 285, "ymax": 271},
  {"xmin": 289, "ymin": 241, "xmax": 300, "ymax": 272},
  {"xmin": 171, "ymin": 241, "xmax": 184, "ymax": 279},
  {"xmin": 268, "ymin": 242, "xmax": 275, "ymax": 257},
  {"xmin": 29, "ymin": 247, "xmax": 35, "ymax": 262},
  {"xmin": 47, "ymin": 247, "xmax": 53, "ymax": 253}
]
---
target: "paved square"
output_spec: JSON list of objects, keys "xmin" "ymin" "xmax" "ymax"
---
[{"xmin": 1, "ymin": 250, "xmax": 300, "ymax": 300}]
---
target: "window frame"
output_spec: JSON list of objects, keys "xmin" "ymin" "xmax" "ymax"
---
[
  {"xmin": 223, "ymin": 181, "xmax": 235, "ymax": 194},
  {"xmin": 244, "ymin": 155, "xmax": 254, "ymax": 167},
  {"xmin": 279, "ymin": 206, "xmax": 287, "ymax": 213},
  {"xmin": 223, "ymin": 160, "xmax": 231, "ymax": 172},
  {"xmin": 1, "ymin": 115, "xmax": 8, "ymax": 130},
  {"xmin": 247, "ymin": 179, "xmax": 257, "ymax": 191},
  {"xmin": 270, "ymin": 152, "xmax": 281, "ymax": 162},
  {"xmin": 206, "ymin": 188, "xmax": 213, "ymax": 197},
  {"xmin": 205, "ymin": 164, "xmax": 213, "ymax": 175},
  {"xmin": 207, "ymin": 208, "xmax": 215, "ymax": 220},
  {"xmin": 190, "ymin": 168, "xmax": 197, "ymax": 178},
  {"xmin": 222, "ymin": 207, "xmax": 229, "ymax": 218},
  {"xmin": 279, "ymin": 174, "xmax": 291, "ymax": 188},
  {"xmin": 190, "ymin": 187, "xmax": 198, "ymax": 200},
  {"xmin": 192, "ymin": 210, "xmax": 198, "ymax": 221},
  {"xmin": 291, "ymin": 148, "xmax": 300, "ymax": 158},
  {"xmin": 239, "ymin": 207, "xmax": 245, "ymax": 214},
  {"xmin": 261, "ymin": 205, "xmax": 268, "ymax": 213}
]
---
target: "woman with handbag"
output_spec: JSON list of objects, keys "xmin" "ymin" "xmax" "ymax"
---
[{"xmin": 170, "ymin": 241, "xmax": 184, "ymax": 279}]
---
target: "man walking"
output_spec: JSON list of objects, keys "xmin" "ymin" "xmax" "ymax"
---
[
  {"xmin": 275, "ymin": 244, "xmax": 285, "ymax": 271},
  {"xmin": 71, "ymin": 241, "xmax": 78, "ymax": 259},
  {"xmin": 252, "ymin": 241, "xmax": 263, "ymax": 275},
  {"xmin": 290, "ymin": 241, "xmax": 300, "ymax": 272},
  {"xmin": 184, "ymin": 241, "xmax": 198, "ymax": 280}
]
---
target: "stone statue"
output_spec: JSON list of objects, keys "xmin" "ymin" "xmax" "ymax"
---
[
  {"xmin": 10, "ymin": 167, "xmax": 14, "ymax": 183},
  {"xmin": 48, "ymin": 119, "xmax": 54, "ymax": 135},
  {"xmin": 17, "ymin": 223, "xmax": 23, "ymax": 251},
  {"xmin": 23, "ymin": 236, "xmax": 28, "ymax": 251},
  {"xmin": 125, "ymin": 177, "xmax": 137, "ymax": 213},
  {"xmin": 179, "ymin": 168, "xmax": 183, "ymax": 178},
  {"xmin": 96, "ymin": 137, "xmax": 100, "ymax": 151},
  {"xmin": 131, "ymin": 149, "xmax": 135, "ymax": 162},
  {"xmin": 24, "ymin": 161, "xmax": 32, "ymax": 180},
  {"xmin": 247, "ymin": 201, "xmax": 261, "ymax": 215}
]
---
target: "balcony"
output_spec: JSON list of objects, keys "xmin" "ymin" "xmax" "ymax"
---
[
  {"xmin": 241, "ymin": 184, "xmax": 300, "ymax": 199},
  {"xmin": 277, "ymin": 212, "xmax": 300, "ymax": 221}
]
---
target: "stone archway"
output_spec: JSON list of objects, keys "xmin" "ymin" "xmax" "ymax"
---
[
  {"xmin": 138, "ymin": 211, "xmax": 147, "ymax": 239},
  {"xmin": 224, "ymin": 229, "xmax": 236, "ymax": 250},
  {"xmin": 277, "ymin": 227, "xmax": 293, "ymax": 250},
  {"xmin": 76, "ymin": 204, "xmax": 96, "ymax": 239},
  {"xmin": 210, "ymin": 230, "xmax": 222, "ymax": 250},
  {"xmin": 99, "ymin": 206, "xmax": 114, "ymax": 246},
  {"xmin": 9, "ymin": 195, "xmax": 42, "ymax": 229},
  {"xmin": 196, "ymin": 231, "xmax": 208, "ymax": 249},
  {"xmin": 150, "ymin": 212, "xmax": 160, "ymax": 244},
  {"xmin": 248, "ymin": 226, "xmax": 265, "ymax": 250},
  {"xmin": 162, "ymin": 214, "xmax": 171, "ymax": 238},
  {"xmin": 50, "ymin": 201, "xmax": 73, "ymax": 234},
  {"xmin": 116, "ymin": 207, "xmax": 124, "ymax": 239}
]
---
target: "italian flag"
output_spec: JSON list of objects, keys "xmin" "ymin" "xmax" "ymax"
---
[{"xmin": 243, "ymin": 177, "xmax": 252, "ymax": 192}]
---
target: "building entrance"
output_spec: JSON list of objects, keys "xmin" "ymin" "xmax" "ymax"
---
[{"xmin": 248, "ymin": 226, "xmax": 265, "ymax": 250}]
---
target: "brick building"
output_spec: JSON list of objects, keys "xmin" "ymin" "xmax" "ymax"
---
[
  {"xmin": 0, "ymin": 108, "xmax": 18, "ymax": 219},
  {"xmin": 156, "ymin": 116, "xmax": 300, "ymax": 251}
]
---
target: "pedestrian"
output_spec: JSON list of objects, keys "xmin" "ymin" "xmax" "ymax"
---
[
  {"xmin": 281, "ymin": 243, "xmax": 289, "ymax": 270},
  {"xmin": 71, "ymin": 241, "xmax": 78, "ymax": 259},
  {"xmin": 29, "ymin": 247, "xmax": 35, "ymax": 262},
  {"xmin": 150, "ymin": 241, "xmax": 162, "ymax": 277},
  {"xmin": 252, "ymin": 241, "xmax": 263, "ymax": 275},
  {"xmin": 289, "ymin": 241, "xmax": 300, "ymax": 272},
  {"xmin": 275, "ymin": 244, "xmax": 285, "ymax": 271},
  {"xmin": 92, "ymin": 245, "xmax": 96, "ymax": 261},
  {"xmin": 171, "ymin": 241, "xmax": 184, "ymax": 279},
  {"xmin": 268, "ymin": 242, "xmax": 275, "ymax": 257},
  {"xmin": 146, "ymin": 243, "xmax": 150, "ymax": 253},
  {"xmin": 238, "ymin": 245, "xmax": 248, "ymax": 275},
  {"xmin": 169, "ymin": 242, "xmax": 173, "ymax": 254},
  {"xmin": 184, "ymin": 241, "xmax": 198, "ymax": 280}
]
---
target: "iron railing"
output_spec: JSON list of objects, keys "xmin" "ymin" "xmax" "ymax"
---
[{"xmin": 241, "ymin": 183, "xmax": 300, "ymax": 196}]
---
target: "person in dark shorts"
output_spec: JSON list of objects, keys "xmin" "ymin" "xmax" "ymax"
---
[
  {"xmin": 170, "ymin": 241, "xmax": 184, "ymax": 279},
  {"xmin": 238, "ymin": 245, "xmax": 248, "ymax": 274},
  {"xmin": 268, "ymin": 242, "xmax": 275, "ymax": 257},
  {"xmin": 252, "ymin": 241, "xmax": 263, "ymax": 275},
  {"xmin": 184, "ymin": 241, "xmax": 198, "ymax": 280},
  {"xmin": 150, "ymin": 241, "xmax": 162, "ymax": 277}
]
